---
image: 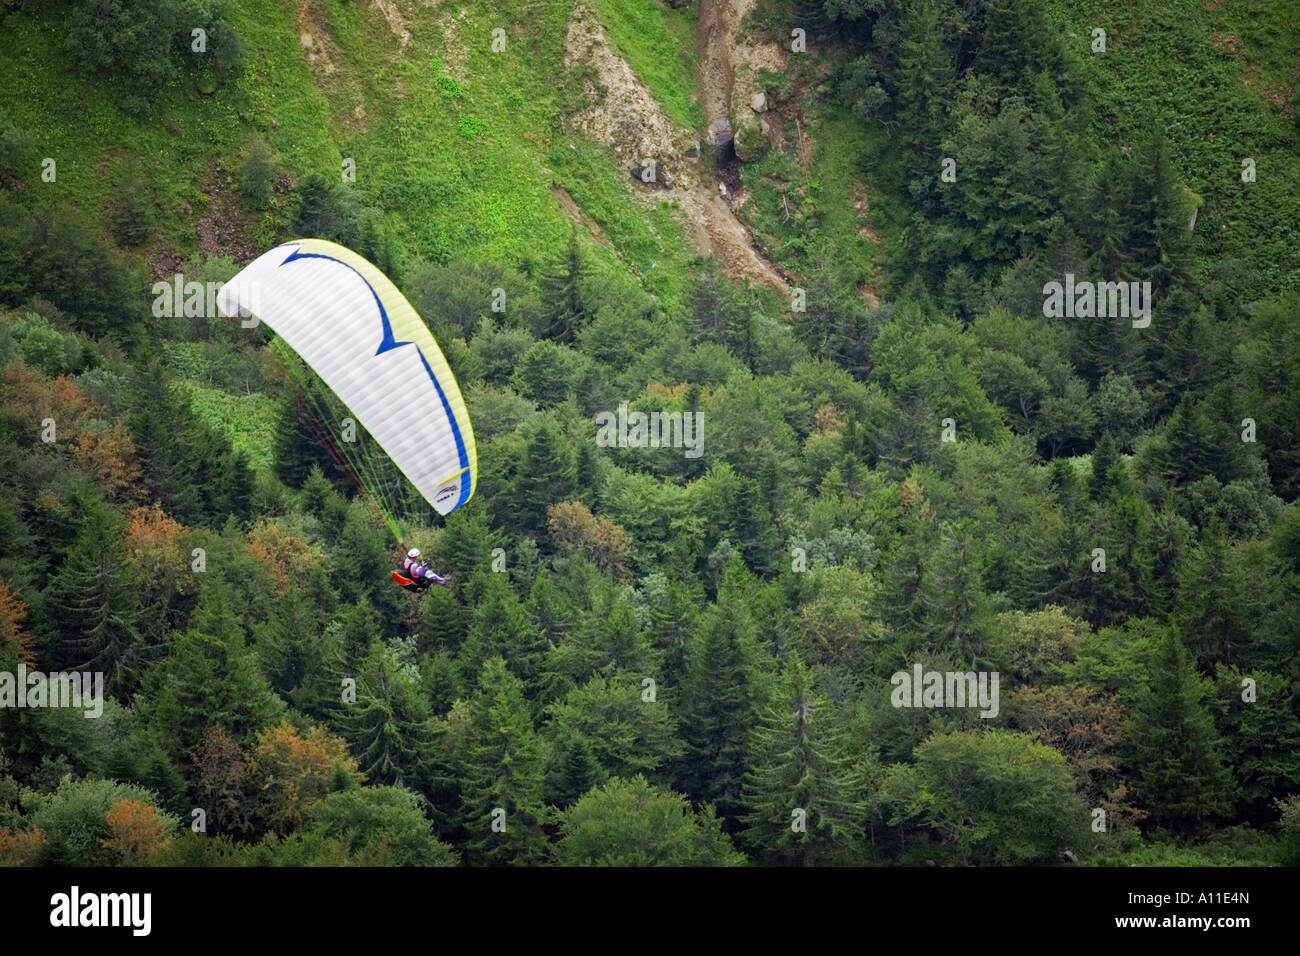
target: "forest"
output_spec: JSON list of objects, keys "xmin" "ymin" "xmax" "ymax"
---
[{"xmin": 0, "ymin": 0, "xmax": 1298, "ymax": 868}]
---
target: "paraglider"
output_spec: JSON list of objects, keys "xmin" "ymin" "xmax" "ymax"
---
[
  {"xmin": 392, "ymin": 548, "xmax": 449, "ymax": 591},
  {"xmin": 217, "ymin": 239, "xmax": 477, "ymax": 590}
]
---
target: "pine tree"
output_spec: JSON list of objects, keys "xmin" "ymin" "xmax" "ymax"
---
[
  {"xmin": 543, "ymin": 728, "xmax": 605, "ymax": 808},
  {"xmin": 1081, "ymin": 494, "xmax": 1155, "ymax": 627},
  {"xmin": 538, "ymin": 228, "xmax": 587, "ymax": 344},
  {"xmin": 595, "ymin": 594, "xmax": 657, "ymax": 677},
  {"xmin": 545, "ymin": 674, "xmax": 683, "ymax": 780},
  {"xmin": 892, "ymin": 0, "xmax": 952, "ymax": 162},
  {"xmin": 111, "ymin": 171, "xmax": 155, "ymax": 247},
  {"xmin": 41, "ymin": 491, "xmax": 142, "ymax": 695},
  {"xmin": 1088, "ymin": 432, "xmax": 1121, "ymax": 501},
  {"xmin": 1125, "ymin": 631, "xmax": 1235, "ymax": 834},
  {"xmin": 457, "ymin": 572, "xmax": 549, "ymax": 689},
  {"xmin": 1126, "ymin": 135, "xmax": 1192, "ymax": 299},
  {"xmin": 237, "ymin": 136, "xmax": 276, "ymax": 209},
  {"xmin": 137, "ymin": 590, "xmax": 284, "ymax": 777},
  {"xmin": 336, "ymin": 640, "xmax": 436, "ymax": 790},
  {"xmin": 676, "ymin": 555, "xmax": 765, "ymax": 828},
  {"xmin": 918, "ymin": 527, "xmax": 992, "ymax": 660},
  {"xmin": 293, "ymin": 173, "xmax": 360, "ymax": 246},
  {"xmin": 689, "ymin": 268, "xmax": 728, "ymax": 346},
  {"xmin": 510, "ymin": 419, "xmax": 577, "ymax": 539},
  {"xmin": 974, "ymin": 0, "xmax": 1065, "ymax": 98},
  {"xmin": 1173, "ymin": 518, "xmax": 1256, "ymax": 666},
  {"xmin": 459, "ymin": 657, "xmax": 552, "ymax": 865},
  {"xmin": 524, "ymin": 572, "xmax": 572, "ymax": 648},
  {"xmin": 646, "ymin": 576, "xmax": 701, "ymax": 684},
  {"xmin": 741, "ymin": 655, "xmax": 871, "ymax": 864},
  {"xmin": 1146, "ymin": 395, "xmax": 1249, "ymax": 488},
  {"xmin": 127, "ymin": 358, "xmax": 253, "ymax": 527}
]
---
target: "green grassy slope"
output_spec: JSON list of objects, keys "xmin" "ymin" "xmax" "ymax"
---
[{"xmin": 0, "ymin": 0, "xmax": 708, "ymax": 310}]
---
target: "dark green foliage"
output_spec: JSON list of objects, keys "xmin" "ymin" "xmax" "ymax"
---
[
  {"xmin": 506, "ymin": 417, "xmax": 577, "ymax": 538},
  {"xmin": 537, "ymin": 228, "xmax": 589, "ymax": 344},
  {"xmin": 741, "ymin": 655, "xmax": 872, "ymax": 864},
  {"xmin": 137, "ymin": 591, "xmax": 284, "ymax": 776},
  {"xmin": 336, "ymin": 640, "xmax": 435, "ymax": 790},
  {"xmin": 675, "ymin": 555, "xmax": 766, "ymax": 827},
  {"xmin": 293, "ymin": 173, "xmax": 364, "ymax": 246},
  {"xmin": 238, "ymin": 137, "xmax": 277, "ymax": 209},
  {"xmin": 127, "ymin": 360, "xmax": 254, "ymax": 527},
  {"xmin": 459, "ymin": 657, "xmax": 551, "ymax": 865},
  {"xmin": 1124, "ymin": 631, "xmax": 1236, "ymax": 835},
  {"xmin": 63, "ymin": 0, "xmax": 242, "ymax": 109},
  {"xmin": 111, "ymin": 168, "xmax": 156, "ymax": 247},
  {"xmin": 543, "ymin": 727, "xmax": 605, "ymax": 808},
  {"xmin": 0, "ymin": 108, "xmax": 36, "ymax": 192},
  {"xmin": 38, "ymin": 489, "xmax": 141, "ymax": 694},
  {"xmin": 0, "ymin": 202, "xmax": 139, "ymax": 340},
  {"xmin": 456, "ymin": 571, "xmax": 548, "ymax": 688}
]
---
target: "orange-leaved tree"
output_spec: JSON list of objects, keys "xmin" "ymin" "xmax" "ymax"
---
[
  {"xmin": 0, "ymin": 579, "xmax": 34, "ymax": 667},
  {"xmin": 547, "ymin": 500, "xmax": 633, "ymax": 579},
  {"xmin": 249, "ymin": 721, "xmax": 362, "ymax": 833},
  {"xmin": 102, "ymin": 800, "xmax": 172, "ymax": 862},
  {"xmin": 126, "ymin": 504, "xmax": 195, "ymax": 643},
  {"xmin": 72, "ymin": 420, "xmax": 143, "ymax": 502},
  {"xmin": 0, "ymin": 827, "xmax": 46, "ymax": 866}
]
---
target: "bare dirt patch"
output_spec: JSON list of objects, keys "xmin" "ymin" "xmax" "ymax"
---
[
  {"xmin": 551, "ymin": 183, "xmax": 613, "ymax": 249},
  {"xmin": 193, "ymin": 163, "xmax": 263, "ymax": 263},
  {"xmin": 563, "ymin": 5, "xmax": 787, "ymax": 292},
  {"xmin": 697, "ymin": 0, "xmax": 786, "ymax": 127},
  {"xmin": 372, "ymin": 0, "xmax": 412, "ymax": 47},
  {"xmin": 299, "ymin": 1, "xmax": 339, "ymax": 76}
]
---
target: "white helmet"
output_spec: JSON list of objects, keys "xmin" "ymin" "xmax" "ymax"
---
[{"xmin": 407, "ymin": 548, "xmax": 421, "ymax": 559}]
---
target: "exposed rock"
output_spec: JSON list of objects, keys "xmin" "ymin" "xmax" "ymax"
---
[
  {"xmin": 751, "ymin": 91, "xmax": 766, "ymax": 113},
  {"xmin": 561, "ymin": 4, "xmax": 787, "ymax": 292},
  {"xmin": 564, "ymin": 6, "xmax": 684, "ymax": 187},
  {"xmin": 706, "ymin": 116, "xmax": 733, "ymax": 155},
  {"xmin": 698, "ymin": 0, "xmax": 788, "ymax": 129}
]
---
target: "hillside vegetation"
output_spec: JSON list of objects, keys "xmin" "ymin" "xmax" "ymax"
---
[{"xmin": 0, "ymin": 0, "xmax": 1298, "ymax": 867}]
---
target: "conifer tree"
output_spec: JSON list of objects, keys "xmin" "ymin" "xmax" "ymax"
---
[
  {"xmin": 337, "ymin": 640, "xmax": 435, "ymax": 790},
  {"xmin": 741, "ymin": 655, "xmax": 871, "ymax": 864},
  {"xmin": 457, "ymin": 571, "xmax": 548, "ymax": 689},
  {"xmin": 1088, "ymin": 432, "xmax": 1121, "ymax": 501},
  {"xmin": 460, "ymin": 657, "xmax": 552, "ymax": 865},
  {"xmin": 1126, "ymin": 136, "xmax": 1192, "ymax": 298},
  {"xmin": 510, "ymin": 419, "xmax": 577, "ymax": 539},
  {"xmin": 676, "ymin": 555, "xmax": 765, "ymax": 827},
  {"xmin": 538, "ymin": 228, "xmax": 587, "ymax": 344},
  {"xmin": 546, "ymin": 674, "xmax": 682, "ymax": 781},
  {"xmin": 138, "ymin": 590, "xmax": 284, "ymax": 775},
  {"xmin": 595, "ymin": 594, "xmax": 657, "ymax": 677},
  {"xmin": 41, "ymin": 491, "xmax": 141, "ymax": 694},
  {"xmin": 892, "ymin": 0, "xmax": 951, "ymax": 161},
  {"xmin": 1125, "ymin": 631, "xmax": 1235, "ymax": 834},
  {"xmin": 543, "ymin": 727, "xmax": 605, "ymax": 808}
]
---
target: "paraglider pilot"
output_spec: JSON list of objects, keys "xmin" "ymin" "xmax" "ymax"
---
[{"xmin": 396, "ymin": 548, "xmax": 449, "ymax": 590}]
